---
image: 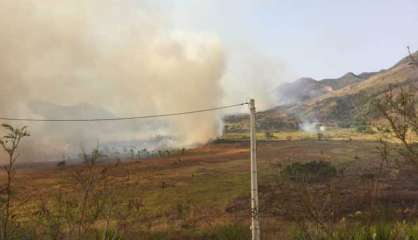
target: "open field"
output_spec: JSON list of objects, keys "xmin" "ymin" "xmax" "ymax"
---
[
  {"xmin": 1, "ymin": 1, "xmax": 417, "ymax": 239},
  {"xmin": 2, "ymin": 130, "xmax": 418, "ymax": 239}
]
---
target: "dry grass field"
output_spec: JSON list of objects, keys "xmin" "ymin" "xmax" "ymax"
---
[{"xmin": 2, "ymin": 130, "xmax": 418, "ymax": 239}]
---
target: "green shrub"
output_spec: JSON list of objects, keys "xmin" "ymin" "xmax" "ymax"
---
[
  {"xmin": 206, "ymin": 224, "xmax": 250, "ymax": 240},
  {"xmin": 292, "ymin": 222, "xmax": 418, "ymax": 240},
  {"xmin": 125, "ymin": 224, "xmax": 249, "ymax": 240},
  {"xmin": 102, "ymin": 229, "xmax": 124, "ymax": 240},
  {"xmin": 282, "ymin": 161, "xmax": 337, "ymax": 183},
  {"xmin": 351, "ymin": 117, "xmax": 372, "ymax": 133}
]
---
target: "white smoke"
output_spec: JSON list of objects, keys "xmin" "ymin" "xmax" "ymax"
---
[
  {"xmin": 222, "ymin": 48, "xmax": 291, "ymax": 111},
  {"xmin": 0, "ymin": 1, "xmax": 226, "ymax": 162},
  {"xmin": 299, "ymin": 120, "xmax": 326, "ymax": 133}
]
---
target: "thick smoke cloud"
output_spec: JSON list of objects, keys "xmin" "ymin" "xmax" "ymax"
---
[
  {"xmin": 0, "ymin": 1, "xmax": 225, "ymax": 162},
  {"xmin": 221, "ymin": 48, "xmax": 291, "ymax": 111}
]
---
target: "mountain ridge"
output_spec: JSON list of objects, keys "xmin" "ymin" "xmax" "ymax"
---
[{"xmin": 225, "ymin": 50, "xmax": 418, "ymax": 132}]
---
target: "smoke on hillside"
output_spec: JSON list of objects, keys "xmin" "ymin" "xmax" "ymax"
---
[{"xmin": 0, "ymin": 0, "xmax": 226, "ymax": 162}]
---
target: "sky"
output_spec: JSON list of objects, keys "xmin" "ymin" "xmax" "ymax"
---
[{"xmin": 166, "ymin": 0, "xmax": 418, "ymax": 80}]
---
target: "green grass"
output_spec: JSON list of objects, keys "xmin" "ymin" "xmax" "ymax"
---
[
  {"xmin": 281, "ymin": 161, "xmax": 337, "ymax": 183},
  {"xmin": 223, "ymin": 128, "xmax": 383, "ymax": 142},
  {"xmin": 142, "ymin": 169, "xmax": 250, "ymax": 216},
  {"xmin": 292, "ymin": 222, "xmax": 418, "ymax": 240},
  {"xmin": 222, "ymin": 127, "xmax": 418, "ymax": 143},
  {"xmin": 124, "ymin": 224, "xmax": 250, "ymax": 240}
]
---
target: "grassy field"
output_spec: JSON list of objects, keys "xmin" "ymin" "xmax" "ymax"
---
[
  {"xmin": 223, "ymin": 127, "xmax": 401, "ymax": 142},
  {"xmin": 1, "ymin": 129, "xmax": 418, "ymax": 239}
]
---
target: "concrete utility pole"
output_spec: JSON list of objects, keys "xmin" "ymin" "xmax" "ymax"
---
[{"xmin": 249, "ymin": 99, "xmax": 260, "ymax": 240}]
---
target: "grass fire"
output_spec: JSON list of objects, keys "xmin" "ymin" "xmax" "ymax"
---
[{"xmin": 1, "ymin": 1, "xmax": 418, "ymax": 239}]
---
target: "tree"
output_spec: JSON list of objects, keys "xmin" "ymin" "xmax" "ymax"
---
[
  {"xmin": 0, "ymin": 124, "xmax": 30, "ymax": 239},
  {"xmin": 264, "ymin": 131, "xmax": 274, "ymax": 140},
  {"xmin": 73, "ymin": 146, "xmax": 107, "ymax": 239},
  {"xmin": 376, "ymin": 84, "xmax": 418, "ymax": 166},
  {"xmin": 376, "ymin": 48, "xmax": 418, "ymax": 167}
]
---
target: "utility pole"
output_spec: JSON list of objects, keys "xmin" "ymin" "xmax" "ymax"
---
[{"xmin": 249, "ymin": 99, "xmax": 260, "ymax": 240}]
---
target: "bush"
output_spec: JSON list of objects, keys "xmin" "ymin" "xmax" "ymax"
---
[
  {"xmin": 126, "ymin": 224, "xmax": 249, "ymax": 240},
  {"xmin": 351, "ymin": 117, "xmax": 372, "ymax": 133},
  {"xmin": 292, "ymin": 222, "xmax": 418, "ymax": 240},
  {"xmin": 282, "ymin": 161, "xmax": 337, "ymax": 183},
  {"xmin": 265, "ymin": 131, "xmax": 274, "ymax": 140},
  {"xmin": 206, "ymin": 224, "xmax": 250, "ymax": 240}
]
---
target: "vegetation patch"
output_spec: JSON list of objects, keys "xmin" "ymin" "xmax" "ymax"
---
[
  {"xmin": 281, "ymin": 160, "xmax": 337, "ymax": 183},
  {"xmin": 292, "ymin": 222, "xmax": 418, "ymax": 240},
  {"xmin": 125, "ymin": 224, "xmax": 250, "ymax": 240}
]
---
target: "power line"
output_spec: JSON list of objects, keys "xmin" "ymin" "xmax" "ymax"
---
[{"xmin": 0, "ymin": 102, "xmax": 248, "ymax": 122}]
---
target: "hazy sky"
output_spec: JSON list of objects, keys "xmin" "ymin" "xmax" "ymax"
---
[{"xmin": 166, "ymin": 0, "xmax": 418, "ymax": 80}]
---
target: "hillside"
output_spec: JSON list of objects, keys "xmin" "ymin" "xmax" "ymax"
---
[
  {"xmin": 274, "ymin": 71, "xmax": 380, "ymax": 106},
  {"xmin": 297, "ymin": 51, "xmax": 418, "ymax": 127},
  {"xmin": 274, "ymin": 77, "xmax": 332, "ymax": 105},
  {"xmin": 225, "ymin": 51, "xmax": 418, "ymax": 132}
]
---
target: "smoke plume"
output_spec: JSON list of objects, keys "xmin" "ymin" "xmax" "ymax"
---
[
  {"xmin": 0, "ymin": 1, "xmax": 225, "ymax": 162},
  {"xmin": 222, "ymin": 48, "xmax": 290, "ymax": 111}
]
